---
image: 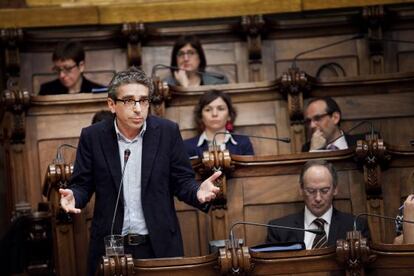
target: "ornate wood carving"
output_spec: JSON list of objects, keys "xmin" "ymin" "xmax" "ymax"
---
[
  {"xmin": 355, "ymin": 136, "xmax": 391, "ymax": 197},
  {"xmin": 122, "ymin": 22, "xmax": 146, "ymax": 67},
  {"xmin": 1, "ymin": 28, "xmax": 28, "ymax": 144},
  {"xmin": 220, "ymin": 241, "xmax": 252, "ymax": 275},
  {"xmin": 98, "ymin": 254, "xmax": 134, "ymax": 276},
  {"xmin": 362, "ymin": 6, "xmax": 385, "ymax": 74},
  {"xmin": 336, "ymin": 230, "xmax": 375, "ymax": 276},
  {"xmin": 241, "ymin": 15, "xmax": 265, "ymax": 82},
  {"xmin": 280, "ymin": 67, "xmax": 314, "ymax": 152},
  {"xmin": 150, "ymin": 78, "xmax": 170, "ymax": 117}
]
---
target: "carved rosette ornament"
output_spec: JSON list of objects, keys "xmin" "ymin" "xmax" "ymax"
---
[
  {"xmin": 336, "ymin": 231, "xmax": 376, "ymax": 276},
  {"xmin": 98, "ymin": 254, "xmax": 134, "ymax": 276},
  {"xmin": 201, "ymin": 147, "xmax": 233, "ymax": 209},
  {"xmin": 43, "ymin": 163, "xmax": 74, "ymax": 223},
  {"xmin": 122, "ymin": 22, "xmax": 146, "ymax": 67},
  {"xmin": 355, "ymin": 137, "xmax": 390, "ymax": 197},
  {"xmin": 219, "ymin": 240, "xmax": 252, "ymax": 275},
  {"xmin": 150, "ymin": 77, "xmax": 171, "ymax": 117}
]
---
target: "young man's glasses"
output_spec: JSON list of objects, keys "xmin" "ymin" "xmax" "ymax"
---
[
  {"xmin": 304, "ymin": 112, "xmax": 331, "ymax": 125},
  {"xmin": 52, "ymin": 64, "xmax": 78, "ymax": 75},
  {"xmin": 176, "ymin": 49, "xmax": 197, "ymax": 58},
  {"xmin": 115, "ymin": 97, "xmax": 151, "ymax": 108}
]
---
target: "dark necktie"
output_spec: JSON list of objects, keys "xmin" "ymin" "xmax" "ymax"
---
[
  {"xmin": 312, "ymin": 218, "xmax": 328, "ymax": 249},
  {"xmin": 326, "ymin": 144, "xmax": 339, "ymax": 151}
]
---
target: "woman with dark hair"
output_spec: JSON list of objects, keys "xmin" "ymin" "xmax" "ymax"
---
[
  {"xmin": 164, "ymin": 35, "xmax": 229, "ymax": 88},
  {"xmin": 184, "ymin": 90, "xmax": 253, "ymax": 158}
]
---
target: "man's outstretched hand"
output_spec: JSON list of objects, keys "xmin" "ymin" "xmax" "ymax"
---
[
  {"xmin": 197, "ymin": 171, "xmax": 222, "ymax": 204},
  {"xmin": 59, "ymin": 188, "xmax": 81, "ymax": 214}
]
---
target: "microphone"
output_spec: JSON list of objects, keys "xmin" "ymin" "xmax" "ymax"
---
[
  {"xmin": 212, "ymin": 131, "xmax": 290, "ymax": 149},
  {"xmin": 54, "ymin": 144, "xmax": 77, "ymax": 164},
  {"xmin": 151, "ymin": 64, "xmax": 226, "ymax": 81},
  {"xmin": 353, "ymin": 212, "xmax": 414, "ymax": 233},
  {"xmin": 292, "ymin": 34, "xmax": 365, "ymax": 69},
  {"xmin": 346, "ymin": 120, "xmax": 375, "ymax": 138},
  {"xmin": 229, "ymin": 221, "xmax": 324, "ymax": 247},
  {"xmin": 110, "ymin": 149, "xmax": 131, "ymax": 237}
]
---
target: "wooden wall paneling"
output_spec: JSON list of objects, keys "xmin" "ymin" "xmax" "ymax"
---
[{"xmin": 273, "ymin": 35, "xmax": 361, "ymax": 78}]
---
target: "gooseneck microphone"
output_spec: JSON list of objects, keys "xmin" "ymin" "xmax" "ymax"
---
[
  {"xmin": 212, "ymin": 131, "xmax": 291, "ymax": 148},
  {"xmin": 229, "ymin": 221, "xmax": 324, "ymax": 245},
  {"xmin": 110, "ymin": 149, "xmax": 131, "ymax": 236},
  {"xmin": 353, "ymin": 212, "xmax": 414, "ymax": 232},
  {"xmin": 291, "ymin": 34, "xmax": 364, "ymax": 69},
  {"xmin": 151, "ymin": 64, "xmax": 226, "ymax": 80},
  {"xmin": 346, "ymin": 120, "xmax": 375, "ymax": 138},
  {"xmin": 54, "ymin": 143, "xmax": 77, "ymax": 164}
]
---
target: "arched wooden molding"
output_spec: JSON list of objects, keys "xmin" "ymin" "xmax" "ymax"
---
[
  {"xmin": 122, "ymin": 22, "xmax": 146, "ymax": 67},
  {"xmin": 241, "ymin": 15, "xmax": 265, "ymax": 82}
]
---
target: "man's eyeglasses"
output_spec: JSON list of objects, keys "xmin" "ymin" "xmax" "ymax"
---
[
  {"xmin": 52, "ymin": 64, "xmax": 78, "ymax": 75},
  {"xmin": 115, "ymin": 97, "xmax": 151, "ymax": 108},
  {"xmin": 302, "ymin": 187, "xmax": 332, "ymax": 197},
  {"xmin": 304, "ymin": 112, "xmax": 331, "ymax": 125},
  {"xmin": 176, "ymin": 49, "xmax": 197, "ymax": 58}
]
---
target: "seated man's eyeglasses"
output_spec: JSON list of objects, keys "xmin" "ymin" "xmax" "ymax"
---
[
  {"xmin": 115, "ymin": 97, "xmax": 151, "ymax": 107},
  {"xmin": 176, "ymin": 50, "xmax": 197, "ymax": 58},
  {"xmin": 304, "ymin": 112, "xmax": 331, "ymax": 125},
  {"xmin": 302, "ymin": 187, "xmax": 332, "ymax": 197},
  {"xmin": 52, "ymin": 64, "xmax": 78, "ymax": 75}
]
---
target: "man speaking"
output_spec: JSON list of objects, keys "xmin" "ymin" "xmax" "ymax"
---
[{"xmin": 59, "ymin": 67, "xmax": 221, "ymax": 275}]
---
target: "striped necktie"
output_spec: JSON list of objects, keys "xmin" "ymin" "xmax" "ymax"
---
[{"xmin": 312, "ymin": 218, "xmax": 328, "ymax": 249}]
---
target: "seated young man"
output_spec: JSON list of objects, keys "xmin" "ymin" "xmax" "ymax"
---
[{"xmin": 39, "ymin": 40, "xmax": 104, "ymax": 95}]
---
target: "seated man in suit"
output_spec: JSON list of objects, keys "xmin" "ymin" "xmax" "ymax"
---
[
  {"xmin": 302, "ymin": 96, "xmax": 357, "ymax": 152},
  {"xmin": 266, "ymin": 160, "xmax": 370, "ymax": 249},
  {"xmin": 39, "ymin": 40, "xmax": 105, "ymax": 95}
]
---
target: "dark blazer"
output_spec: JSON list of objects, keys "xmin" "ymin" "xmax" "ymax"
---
[
  {"xmin": 38, "ymin": 76, "xmax": 105, "ymax": 95},
  {"xmin": 266, "ymin": 208, "xmax": 370, "ymax": 246},
  {"xmin": 184, "ymin": 134, "xmax": 254, "ymax": 158},
  {"xmin": 69, "ymin": 116, "xmax": 205, "ymax": 275},
  {"xmin": 301, "ymin": 133, "xmax": 358, "ymax": 152}
]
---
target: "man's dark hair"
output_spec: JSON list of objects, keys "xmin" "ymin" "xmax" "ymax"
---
[
  {"xmin": 52, "ymin": 40, "xmax": 85, "ymax": 65},
  {"xmin": 194, "ymin": 90, "xmax": 236, "ymax": 134},
  {"xmin": 305, "ymin": 96, "xmax": 342, "ymax": 126},
  {"xmin": 107, "ymin": 66, "xmax": 154, "ymax": 101},
  {"xmin": 91, "ymin": 110, "xmax": 114, "ymax": 124},
  {"xmin": 170, "ymin": 35, "xmax": 207, "ymax": 74},
  {"xmin": 299, "ymin": 160, "xmax": 338, "ymax": 188}
]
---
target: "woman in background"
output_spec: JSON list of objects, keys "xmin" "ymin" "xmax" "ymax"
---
[
  {"xmin": 184, "ymin": 90, "xmax": 253, "ymax": 158},
  {"xmin": 164, "ymin": 35, "xmax": 228, "ymax": 88}
]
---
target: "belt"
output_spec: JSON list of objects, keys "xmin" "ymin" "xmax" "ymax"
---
[{"xmin": 124, "ymin": 234, "xmax": 149, "ymax": 246}]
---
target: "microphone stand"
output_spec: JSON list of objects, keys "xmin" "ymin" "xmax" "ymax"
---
[
  {"xmin": 291, "ymin": 34, "xmax": 364, "ymax": 70},
  {"xmin": 354, "ymin": 212, "xmax": 414, "ymax": 232}
]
